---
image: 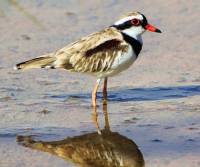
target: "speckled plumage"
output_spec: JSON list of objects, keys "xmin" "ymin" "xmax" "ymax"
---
[
  {"xmin": 16, "ymin": 27, "xmax": 132, "ymax": 78},
  {"xmin": 15, "ymin": 11, "xmax": 161, "ymax": 106},
  {"xmin": 53, "ymin": 27, "xmax": 130, "ymax": 76}
]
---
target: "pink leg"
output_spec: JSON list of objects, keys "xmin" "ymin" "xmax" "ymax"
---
[{"xmin": 92, "ymin": 79, "xmax": 101, "ymax": 107}]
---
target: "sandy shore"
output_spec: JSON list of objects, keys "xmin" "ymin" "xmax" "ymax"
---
[{"xmin": 0, "ymin": 0, "xmax": 199, "ymax": 167}]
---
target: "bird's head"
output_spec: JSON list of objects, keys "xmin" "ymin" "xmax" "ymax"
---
[{"xmin": 113, "ymin": 12, "xmax": 161, "ymax": 39}]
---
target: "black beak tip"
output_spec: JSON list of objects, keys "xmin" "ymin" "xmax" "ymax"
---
[{"xmin": 156, "ymin": 29, "xmax": 162, "ymax": 33}]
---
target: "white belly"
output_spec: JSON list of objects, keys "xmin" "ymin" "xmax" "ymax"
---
[{"xmin": 97, "ymin": 46, "xmax": 137, "ymax": 78}]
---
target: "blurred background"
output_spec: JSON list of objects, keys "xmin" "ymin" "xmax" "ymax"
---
[{"xmin": 0, "ymin": 0, "xmax": 199, "ymax": 167}]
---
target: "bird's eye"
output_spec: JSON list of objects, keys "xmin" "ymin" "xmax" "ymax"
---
[{"xmin": 131, "ymin": 19, "xmax": 140, "ymax": 26}]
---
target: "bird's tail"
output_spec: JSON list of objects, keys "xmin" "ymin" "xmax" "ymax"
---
[{"xmin": 14, "ymin": 54, "xmax": 56, "ymax": 70}]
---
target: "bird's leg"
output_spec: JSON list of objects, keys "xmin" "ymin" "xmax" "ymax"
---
[
  {"xmin": 92, "ymin": 79, "xmax": 101, "ymax": 107},
  {"xmin": 102, "ymin": 77, "xmax": 108, "ymax": 106}
]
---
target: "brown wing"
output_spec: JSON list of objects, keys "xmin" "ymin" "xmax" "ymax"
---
[
  {"xmin": 85, "ymin": 39, "xmax": 122, "ymax": 57},
  {"xmin": 53, "ymin": 27, "xmax": 129, "ymax": 73}
]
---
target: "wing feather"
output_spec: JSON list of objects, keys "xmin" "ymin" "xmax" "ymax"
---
[{"xmin": 54, "ymin": 27, "xmax": 129, "ymax": 73}]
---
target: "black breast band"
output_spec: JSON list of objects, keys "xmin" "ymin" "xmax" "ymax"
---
[{"xmin": 121, "ymin": 32, "xmax": 142, "ymax": 57}]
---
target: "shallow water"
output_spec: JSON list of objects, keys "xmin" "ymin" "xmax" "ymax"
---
[
  {"xmin": 1, "ymin": 102, "xmax": 200, "ymax": 167},
  {"xmin": 17, "ymin": 106, "xmax": 145, "ymax": 167},
  {"xmin": 0, "ymin": 0, "xmax": 200, "ymax": 167}
]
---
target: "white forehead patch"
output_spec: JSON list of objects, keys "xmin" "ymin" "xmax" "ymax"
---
[{"xmin": 114, "ymin": 15, "xmax": 143, "ymax": 25}]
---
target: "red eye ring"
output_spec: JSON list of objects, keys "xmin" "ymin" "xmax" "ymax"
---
[{"xmin": 131, "ymin": 19, "xmax": 140, "ymax": 26}]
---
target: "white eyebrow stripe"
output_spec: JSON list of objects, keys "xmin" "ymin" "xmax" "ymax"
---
[{"xmin": 114, "ymin": 15, "xmax": 143, "ymax": 25}]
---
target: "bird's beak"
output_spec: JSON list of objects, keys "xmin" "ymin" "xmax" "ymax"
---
[{"xmin": 145, "ymin": 24, "xmax": 162, "ymax": 33}]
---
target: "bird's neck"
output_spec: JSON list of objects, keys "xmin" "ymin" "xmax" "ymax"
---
[
  {"xmin": 111, "ymin": 25, "xmax": 143, "ymax": 44},
  {"xmin": 111, "ymin": 25, "xmax": 143, "ymax": 56},
  {"xmin": 121, "ymin": 32, "xmax": 143, "ymax": 57},
  {"xmin": 121, "ymin": 28, "xmax": 143, "ymax": 44}
]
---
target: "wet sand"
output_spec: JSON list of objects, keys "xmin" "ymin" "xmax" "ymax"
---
[{"xmin": 0, "ymin": 0, "xmax": 200, "ymax": 167}]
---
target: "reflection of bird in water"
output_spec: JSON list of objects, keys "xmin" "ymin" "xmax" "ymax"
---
[{"xmin": 17, "ymin": 105, "xmax": 145, "ymax": 167}]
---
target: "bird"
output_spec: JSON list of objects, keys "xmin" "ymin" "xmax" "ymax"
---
[{"xmin": 14, "ymin": 11, "xmax": 161, "ymax": 107}]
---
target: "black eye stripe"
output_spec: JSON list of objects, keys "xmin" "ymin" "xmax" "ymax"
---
[
  {"xmin": 112, "ymin": 20, "xmax": 132, "ymax": 30},
  {"xmin": 112, "ymin": 15, "xmax": 148, "ymax": 30},
  {"xmin": 112, "ymin": 20, "xmax": 141, "ymax": 30}
]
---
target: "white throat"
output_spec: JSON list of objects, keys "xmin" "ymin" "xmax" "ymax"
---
[{"xmin": 122, "ymin": 27, "xmax": 143, "ymax": 44}]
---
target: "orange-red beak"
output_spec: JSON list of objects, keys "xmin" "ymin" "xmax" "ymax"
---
[{"xmin": 145, "ymin": 24, "xmax": 162, "ymax": 33}]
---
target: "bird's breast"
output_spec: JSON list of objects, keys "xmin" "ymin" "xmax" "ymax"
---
[
  {"xmin": 97, "ymin": 46, "xmax": 137, "ymax": 78},
  {"xmin": 112, "ymin": 46, "xmax": 136, "ymax": 69}
]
